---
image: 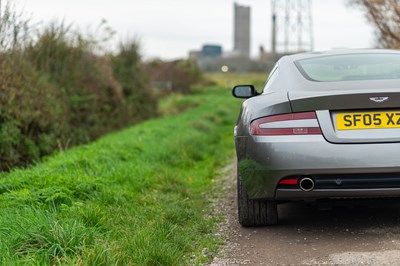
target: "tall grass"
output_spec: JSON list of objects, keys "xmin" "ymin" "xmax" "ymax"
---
[{"xmin": 0, "ymin": 87, "xmax": 239, "ymax": 264}]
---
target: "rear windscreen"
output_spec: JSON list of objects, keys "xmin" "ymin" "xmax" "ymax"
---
[{"xmin": 295, "ymin": 53, "xmax": 400, "ymax": 82}]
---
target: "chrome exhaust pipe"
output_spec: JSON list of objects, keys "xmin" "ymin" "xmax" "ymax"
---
[{"xmin": 299, "ymin": 177, "xmax": 315, "ymax": 191}]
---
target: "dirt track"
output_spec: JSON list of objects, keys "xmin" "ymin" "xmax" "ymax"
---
[{"xmin": 210, "ymin": 163, "xmax": 400, "ymax": 266}]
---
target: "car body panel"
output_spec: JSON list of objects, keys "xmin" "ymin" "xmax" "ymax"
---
[
  {"xmin": 240, "ymin": 134, "xmax": 400, "ymax": 199},
  {"xmin": 289, "ymin": 90, "xmax": 400, "ymax": 112},
  {"xmin": 235, "ymin": 92, "xmax": 292, "ymax": 137}
]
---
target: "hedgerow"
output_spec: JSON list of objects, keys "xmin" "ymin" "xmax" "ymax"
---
[{"xmin": 0, "ymin": 6, "xmax": 157, "ymax": 170}]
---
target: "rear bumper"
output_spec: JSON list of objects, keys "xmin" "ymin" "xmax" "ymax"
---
[
  {"xmin": 236, "ymin": 135, "xmax": 400, "ymax": 200},
  {"xmin": 276, "ymin": 188, "xmax": 400, "ymax": 200}
]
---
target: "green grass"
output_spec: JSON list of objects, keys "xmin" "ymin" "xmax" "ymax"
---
[
  {"xmin": 0, "ymin": 86, "xmax": 240, "ymax": 265},
  {"xmin": 158, "ymin": 93, "xmax": 202, "ymax": 116}
]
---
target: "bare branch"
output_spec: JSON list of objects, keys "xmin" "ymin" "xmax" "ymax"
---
[{"xmin": 352, "ymin": 0, "xmax": 400, "ymax": 48}]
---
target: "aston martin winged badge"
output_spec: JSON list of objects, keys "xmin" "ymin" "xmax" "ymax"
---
[{"xmin": 369, "ymin": 97, "xmax": 389, "ymax": 103}]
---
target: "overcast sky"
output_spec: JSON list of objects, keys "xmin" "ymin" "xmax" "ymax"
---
[{"xmin": 21, "ymin": 0, "xmax": 375, "ymax": 60}]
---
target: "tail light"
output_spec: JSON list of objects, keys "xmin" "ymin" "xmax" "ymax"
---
[
  {"xmin": 278, "ymin": 178, "xmax": 298, "ymax": 185},
  {"xmin": 250, "ymin": 112, "xmax": 322, "ymax": 136}
]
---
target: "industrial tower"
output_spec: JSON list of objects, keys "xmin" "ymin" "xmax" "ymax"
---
[
  {"xmin": 271, "ymin": 0, "xmax": 314, "ymax": 57},
  {"xmin": 234, "ymin": 3, "xmax": 251, "ymax": 58}
]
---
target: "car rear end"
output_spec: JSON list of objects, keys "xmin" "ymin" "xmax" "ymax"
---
[
  {"xmin": 245, "ymin": 94, "xmax": 400, "ymax": 201},
  {"xmin": 239, "ymin": 51, "xmax": 400, "ymax": 202}
]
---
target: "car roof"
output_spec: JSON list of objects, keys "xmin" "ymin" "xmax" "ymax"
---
[
  {"xmin": 268, "ymin": 49, "xmax": 400, "ymax": 92},
  {"xmin": 285, "ymin": 48, "xmax": 400, "ymax": 62}
]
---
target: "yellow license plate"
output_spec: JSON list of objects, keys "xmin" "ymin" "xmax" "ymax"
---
[{"xmin": 336, "ymin": 111, "xmax": 400, "ymax": 130}]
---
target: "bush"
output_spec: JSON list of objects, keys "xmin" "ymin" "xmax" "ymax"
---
[
  {"xmin": 0, "ymin": 20, "xmax": 158, "ymax": 170},
  {"xmin": 146, "ymin": 59, "xmax": 203, "ymax": 94},
  {"xmin": 112, "ymin": 41, "xmax": 158, "ymax": 122},
  {"xmin": 0, "ymin": 52, "xmax": 64, "ymax": 169},
  {"xmin": 26, "ymin": 24, "xmax": 128, "ymax": 141}
]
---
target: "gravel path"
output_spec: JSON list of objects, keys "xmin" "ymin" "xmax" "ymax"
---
[{"xmin": 210, "ymin": 162, "xmax": 400, "ymax": 265}]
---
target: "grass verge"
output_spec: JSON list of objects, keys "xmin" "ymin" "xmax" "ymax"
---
[{"xmin": 0, "ymin": 86, "xmax": 240, "ymax": 265}]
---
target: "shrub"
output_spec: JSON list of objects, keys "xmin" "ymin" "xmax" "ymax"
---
[
  {"xmin": 26, "ymin": 24, "xmax": 127, "ymax": 142},
  {"xmin": 111, "ymin": 41, "xmax": 158, "ymax": 122},
  {"xmin": 0, "ymin": 51, "xmax": 65, "ymax": 169},
  {"xmin": 145, "ymin": 59, "xmax": 203, "ymax": 94},
  {"xmin": 0, "ymin": 20, "xmax": 159, "ymax": 170}
]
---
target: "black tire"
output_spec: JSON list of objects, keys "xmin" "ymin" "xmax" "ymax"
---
[{"xmin": 237, "ymin": 169, "xmax": 278, "ymax": 226}]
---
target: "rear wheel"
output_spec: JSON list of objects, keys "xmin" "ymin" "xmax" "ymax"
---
[{"xmin": 237, "ymin": 169, "xmax": 278, "ymax": 226}]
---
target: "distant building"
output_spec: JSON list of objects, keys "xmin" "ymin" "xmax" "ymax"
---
[
  {"xmin": 201, "ymin": 44, "xmax": 223, "ymax": 59},
  {"xmin": 234, "ymin": 3, "xmax": 251, "ymax": 58},
  {"xmin": 187, "ymin": 3, "xmax": 279, "ymax": 72},
  {"xmin": 188, "ymin": 50, "xmax": 201, "ymax": 61}
]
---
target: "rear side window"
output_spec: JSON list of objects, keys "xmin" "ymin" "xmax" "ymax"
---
[
  {"xmin": 295, "ymin": 53, "xmax": 400, "ymax": 82},
  {"xmin": 263, "ymin": 65, "xmax": 279, "ymax": 92}
]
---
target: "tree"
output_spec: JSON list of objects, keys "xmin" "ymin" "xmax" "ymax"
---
[{"xmin": 352, "ymin": 0, "xmax": 400, "ymax": 48}]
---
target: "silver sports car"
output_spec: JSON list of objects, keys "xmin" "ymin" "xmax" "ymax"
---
[{"xmin": 233, "ymin": 49, "xmax": 400, "ymax": 226}]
